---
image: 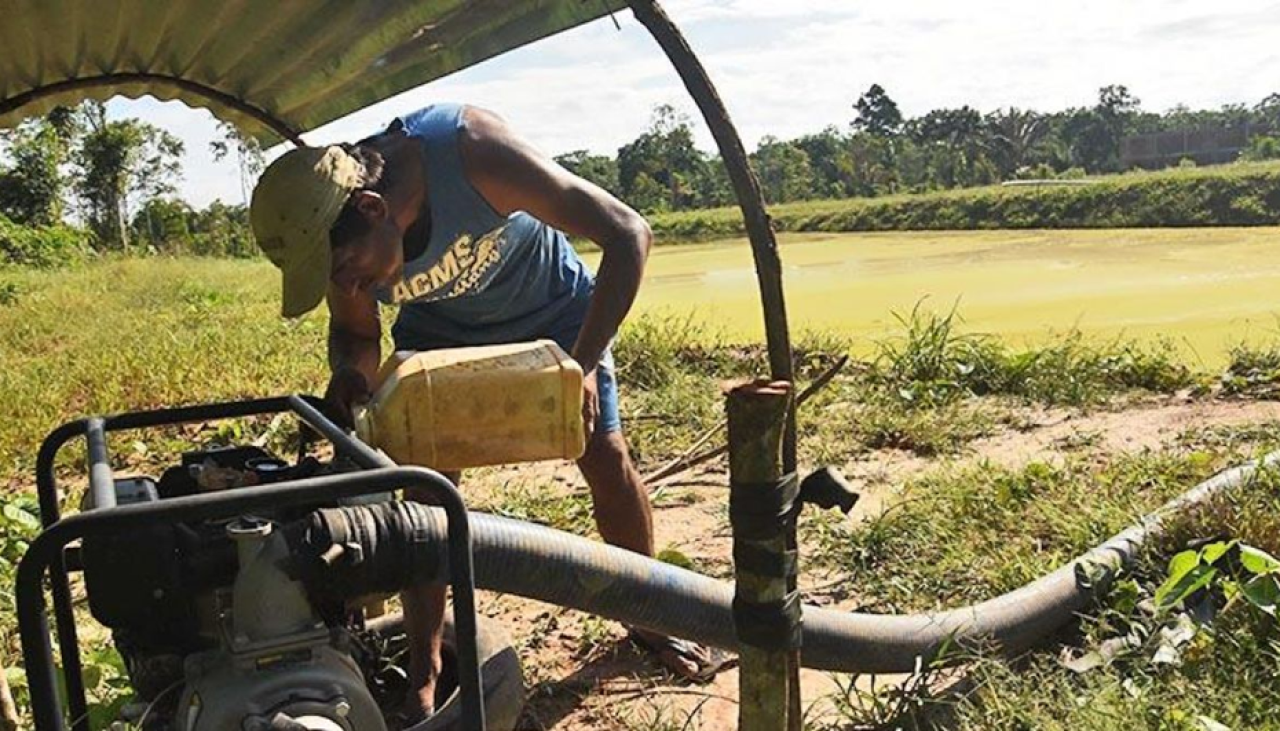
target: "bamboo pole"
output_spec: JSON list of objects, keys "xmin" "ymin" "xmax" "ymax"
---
[{"xmin": 726, "ymin": 381, "xmax": 794, "ymax": 731}]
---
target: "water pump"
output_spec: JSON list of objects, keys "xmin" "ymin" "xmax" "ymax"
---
[{"xmin": 171, "ymin": 517, "xmax": 384, "ymax": 731}]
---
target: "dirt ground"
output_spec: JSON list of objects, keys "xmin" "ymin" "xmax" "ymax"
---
[{"xmin": 460, "ymin": 396, "xmax": 1280, "ymax": 730}]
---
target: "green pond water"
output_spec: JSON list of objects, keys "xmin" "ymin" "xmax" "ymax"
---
[{"xmin": 583, "ymin": 228, "xmax": 1280, "ymax": 366}]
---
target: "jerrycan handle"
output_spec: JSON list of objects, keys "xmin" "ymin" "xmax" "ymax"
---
[{"xmin": 352, "ymin": 403, "xmax": 376, "ymax": 447}]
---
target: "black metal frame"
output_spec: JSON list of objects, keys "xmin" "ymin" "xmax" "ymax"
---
[
  {"xmin": 0, "ymin": 73, "xmax": 305, "ymax": 144},
  {"xmin": 18, "ymin": 395, "xmax": 486, "ymax": 731}
]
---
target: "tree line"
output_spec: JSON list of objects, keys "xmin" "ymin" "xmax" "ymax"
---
[
  {"xmin": 557, "ymin": 86, "xmax": 1280, "ymax": 212},
  {"xmin": 0, "ymin": 101, "xmax": 260, "ymax": 256},
  {"xmin": 4, "ymin": 86, "xmax": 1280, "ymax": 261}
]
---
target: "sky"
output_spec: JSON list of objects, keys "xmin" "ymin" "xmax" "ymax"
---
[{"xmin": 102, "ymin": 0, "xmax": 1280, "ymax": 209}]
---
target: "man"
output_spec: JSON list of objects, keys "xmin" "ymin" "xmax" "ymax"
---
[{"xmin": 250, "ymin": 103, "xmax": 725, "ymax": 720}]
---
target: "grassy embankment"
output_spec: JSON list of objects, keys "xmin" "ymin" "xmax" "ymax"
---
[
  {"xmin": 646, "ymin": 160, "xmax": 1280, "ymax": 242},
  {"xmin": 0, "ymin": 256, "xmax": 1278, "ymax": 727}
]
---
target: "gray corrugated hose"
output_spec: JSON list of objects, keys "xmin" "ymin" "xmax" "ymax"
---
[{"xmin": 309, "ymin": 454, "xmax": 1277, "ymax": 673}]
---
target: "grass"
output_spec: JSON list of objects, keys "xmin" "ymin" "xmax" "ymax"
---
[
  {"xmin": 801, "ymin": 451, "xmax": 1227, "ymax": 612},
  {"xmin": 469, "ymin": 475, "xmax": 597, "ymax": 536},
  {"xmin": 2, "ymin": 255, "xmax": 1280, "ymax": 727},
  {"xmin": 936, "ymin": 464, "xmax": 1280, "ymax": 731},
  {"xmin": 0, "ymin": 257, "xmax": 330, "ymax": 482},
  {"xmin": 798, "ymin": 425, "xmax": 1280, "ymax": 730},
  {"xmin": 1221, "ymin": 337, "xmax": 1280, "ymax": 400},
  {"xmin": 870, "ymin": 302, "xmax": 1198, "ymax": 408}
]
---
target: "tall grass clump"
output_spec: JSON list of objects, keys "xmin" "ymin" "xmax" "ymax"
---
[
  {"xmin": 1220, "ymin": 338, "xmax": 1280, "ymax": 399},
  {"xmin": 871, "ymin": 302, "xmax": 1005, "ymax": 405},
  {"xmin": 870, "ymin": 303, "xmax": 1195, "ymax": 408},
  {"xmin": 612, "ymin": 313, "xmax": 737, "ymax": 389},
  {"xmin": 1000, "ymin": 332, "xmax": 1195, "ymax": 405},
  {"xmin": 611, "ymin": 315, "xmax": 736, "ymax": 463}
]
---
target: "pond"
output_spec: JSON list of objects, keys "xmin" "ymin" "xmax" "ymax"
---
[{"xmin": 584, "ymin": 227, "xmax": 1280, "ymax": 364}]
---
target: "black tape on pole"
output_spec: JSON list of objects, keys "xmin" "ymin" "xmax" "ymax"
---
[
  {"xmin": 729, "ymin": 473, "xmax": 799, "ymax": 540},
  {"xmin": 731, "ymin": 472, "xmax": 803, "ymax": 650},
  {"xmin": 733, "ymin": 592, "xmax": 803, "ymax": 651}
]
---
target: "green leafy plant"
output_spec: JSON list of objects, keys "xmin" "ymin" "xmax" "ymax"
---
[
  {"xmin": 0, "ymin": 495, "xmax": 40, "ymax": 606},
  {"xmin": 1221, "ymin": 339, "xmax": 1280, "ymax": 400},
  {"xmin": 0, "ymin": 214, "xmax": 89, "ymax": 268},
  {"xmin": 872, "ymin": 301, "xmax": 1004, "ymax": 406},
  {"xmin": 1155, "ymin": 539, "xmax": 1280, "ymax": 616}
]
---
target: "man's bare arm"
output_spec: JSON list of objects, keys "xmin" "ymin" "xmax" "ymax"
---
[
  {"xmin": 325, "ymin": 284, "xmax": 382, "ymax": 424},
  {"xmin": 458, "ymin": 106, "xmax": 652, "ymax": 375}
]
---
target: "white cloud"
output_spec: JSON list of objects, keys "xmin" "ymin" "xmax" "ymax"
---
[{"xmin": 91, "ymin": 0, "xmax": 1280, "ymax": 208}]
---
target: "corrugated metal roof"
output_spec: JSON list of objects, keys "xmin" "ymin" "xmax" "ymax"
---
[{"xmin": 0, "ymin": 0, "xmax": 627, "ymax": 142}]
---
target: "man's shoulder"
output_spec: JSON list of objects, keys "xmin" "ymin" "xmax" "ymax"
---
[{"xmin": 397, "ymin": 104, "xmax": 465, "ymax": 142}]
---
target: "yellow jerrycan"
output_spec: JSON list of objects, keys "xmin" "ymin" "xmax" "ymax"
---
[{"xmin": 354, "ymin": 340, "xmax": 586, "ymax": 470}]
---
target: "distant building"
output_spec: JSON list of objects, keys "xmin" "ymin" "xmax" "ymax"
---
[{"xmin": 1121, "ymin": 123, "xmax": 1269, "ymax": 169}]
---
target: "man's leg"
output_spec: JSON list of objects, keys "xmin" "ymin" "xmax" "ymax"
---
[
  {"xmin": 577, "ymin": 429, "xmax": 652, "ymax": 556},
  {"xmin": 400, "ymin": 473, "xmax": 460, "ymax": 719},
  {"xmin": 400, "ymin": 583, "xmax": 446, "ymax": 718},
  {"xmin": 578, "ymin": 429, "xmax": 723, "ymax": 678}
]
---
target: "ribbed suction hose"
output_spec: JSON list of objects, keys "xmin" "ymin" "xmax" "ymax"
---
[{"xmin": 285, "ymin": 454, "xmax": 1277, "ymax": 673}]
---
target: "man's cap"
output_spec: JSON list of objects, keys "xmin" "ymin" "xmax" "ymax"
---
[{"xmin": 250, "ymin": 146, "xmax": 364, "ymax": 317}]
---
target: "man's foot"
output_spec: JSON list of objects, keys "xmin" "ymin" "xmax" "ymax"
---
[
  {"xmin": 393, "ymin": 673, "xmax": 436, "ymax": 728},
  {"xmin": 627, "ymin": 627, "xmax": 736, "ymax": 683},
  {"xmin": 389, "ymin": 694, "xmax": 432, "ymax": 731}
]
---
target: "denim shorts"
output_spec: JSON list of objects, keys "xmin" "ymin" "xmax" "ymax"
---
[{"xmin": 548, "ymin": 330, "xmax": 621, "ymax": 436}]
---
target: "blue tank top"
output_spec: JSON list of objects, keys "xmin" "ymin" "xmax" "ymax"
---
[{"xmin": 376, "ymin": 104, "xmax": 595, "ymax": 350}]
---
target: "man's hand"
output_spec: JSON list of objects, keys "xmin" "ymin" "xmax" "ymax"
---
[
  {"xmin": 324, "ymin": 366, "xmax": 372, "ymax": 428},
  {"xmin": 581, "ymin": 368, "xmax": 599, "ymax": 443}
]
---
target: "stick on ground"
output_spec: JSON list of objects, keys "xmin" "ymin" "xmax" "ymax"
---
[{"xmin": 644, "ymin": 355, "xmax": 850, "ymax": 487}]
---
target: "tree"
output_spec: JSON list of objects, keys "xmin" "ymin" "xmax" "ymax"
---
[
  {"xmin": 554, "ymin": 150, "xmax": 620, "ymax": 194},
  {"xmin": 847, "ymin": 132, "xmax": 901, "ymax": 195},
  {"xmin": 751, "ymin": 137, "xmax": 814, "ymax": 203},
  {"xmin": 131, "ymin": 197, "xmax": 193, "ymax": 250},
  {"xmin": 209, "ymin": 121, "xmax": 265, "ymax": 206},
  {"xmin": 616, "ymin": 105, "xmax": 708, "ymax": 212},
  {"xmin": 795, "ymin": 127, "xmax": 855, "ymax": 198},
  {"xmin": 852, "ymin": 84, "xmax": 903, "ymax": 138},
  {"xmin": 1239, "ymin": 135, "xmax": 1280, "ymax": 162},
  {"xmin": 190, "ymin": 200, "xmax": 255, "ymax": 257},
  {"xmin": 1059, "ymin": 85, "xmax": 1142, "ymax": 173},
  {"xmin": 73, "ymin": 101, "xmax": 185, "ymax": 249},
  {"xmin": 0, "ymin": 108, "xmax": 78, "ymax": 226},
  {"xmin": 987, "ymin": 108, "xmax": 1052, "ymax": 178},
  {"xmin": 909, "ymin": 106, "xmax": 995, "ymax": 187},
  {"xmin": 1252, "ymin": 93, "xmax": 1280, "ymax": 131}
]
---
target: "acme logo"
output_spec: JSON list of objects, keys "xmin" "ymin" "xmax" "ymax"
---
[{"xmin": 389, "ymin": 226, "xmax": 505, "ymax": 304}]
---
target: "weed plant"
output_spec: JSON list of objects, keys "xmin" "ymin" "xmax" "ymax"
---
[
  {"xmin": 871, "ymin": 303, "xmax": 1196, "ymax": 408},
  {"xmin": 941, "ymin": 467, "xmax": 1280, "ymax": 731},
  {"xmin": 1221, "ymin": 339, "xmax": 1280, "ymax": 399}
]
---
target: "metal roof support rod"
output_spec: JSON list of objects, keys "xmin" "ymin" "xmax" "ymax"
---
[
  {"xmin": 0, "ymin": 73, "xmax": 304, "ymax": 146},
  {"xmin": 625, "ymin": 0, "xmax": 797, "ymax": 464},
  {"xmin": 627, "ymin": 3, "xmax": 802, "ymax": 727}
]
